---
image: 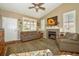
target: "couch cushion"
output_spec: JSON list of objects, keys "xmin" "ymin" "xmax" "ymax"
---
[
  {"xmin": 70, "ymin": 33, "xmax": 79, "ymax": 41},
  {"xmin": 64, "ymin": 32, "xmax": 72, "ymax": 39},
  {"xmin": 59, "ymin": 39, "xmax": 79, "ymax": 44},
  {"xmin": 64, "ymin": 32, "xmax": 79, "ymax": 41}
]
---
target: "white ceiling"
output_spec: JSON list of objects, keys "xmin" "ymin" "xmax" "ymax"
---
[{"xmin": 0, "ymin": 3, "xmax": 62, "ymax": 19}]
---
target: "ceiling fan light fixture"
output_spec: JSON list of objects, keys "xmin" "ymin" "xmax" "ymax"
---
[
  {"xmin": 35, "ymin": 6, "xmax": 39, "ymax": 9},
  {"xmin": 28, "ymin": 3, "xmax": 45, "ymax": 12}
]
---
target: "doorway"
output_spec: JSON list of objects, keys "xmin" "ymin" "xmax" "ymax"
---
[{"xmin": 2, "ymin": 17, "xmax": 18, "ymax": 42}]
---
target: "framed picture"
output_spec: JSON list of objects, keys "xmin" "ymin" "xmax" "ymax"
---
[{"xmin": 47, "ymin": 16, "xmax": 58, "ymax": 26}]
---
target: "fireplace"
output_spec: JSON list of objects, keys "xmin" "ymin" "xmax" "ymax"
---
[
  {"xmin": 48, "ymin": 31, "xmax": 56, "ymax": 40},
  {"xmin": 47, "ymin": 29, "xmax": 59, "ymax": 40}
]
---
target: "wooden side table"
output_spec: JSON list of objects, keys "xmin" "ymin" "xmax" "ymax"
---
[{"xmin": 0, "ymin": 29, "xmax": 6, "ymax": 56}]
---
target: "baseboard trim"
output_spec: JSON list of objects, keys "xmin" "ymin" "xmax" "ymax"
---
[
  {"xmin": 59, "ymin": 49, "xmax": 79, "ymax": 54},
  {"xmin": 5, "ymin": 38, "xmax": 41, "ymax": 45},
  {"xmin": 5, "ymin": 40, "xmax": 21, "ymax": 45}
]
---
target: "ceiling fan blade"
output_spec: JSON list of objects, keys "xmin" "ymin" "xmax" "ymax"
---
[
  {"xmin": 32, "ymin": 3, "xmax": 37, "ymax": 6},
  {"xmin": 38, "ymin": 3, "xmax": 44, "ymax": 6},
  {"xmin": 29, "ymin": 7, "xmax": 35, "ymax": 9},
  {"xmin": 29, "ymin": 3, "xmax": 45, "ymax": 12},
  {"xmin": 39, "ymin": 7, "xmax": 45, "ymax": 10}
]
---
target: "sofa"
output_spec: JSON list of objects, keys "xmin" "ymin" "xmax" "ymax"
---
[
  {"xmin": 56, "ymin": 32, "xmax": 79, "ymax": 53},
  {"xmin": 20, "ymin": 31, "xmax": 43, "ymax": 41}
]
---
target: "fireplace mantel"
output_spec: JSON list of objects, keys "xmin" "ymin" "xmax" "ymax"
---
[{"xmin": 46, "ymin": 26, "xmax": 59, "ymax": 29}]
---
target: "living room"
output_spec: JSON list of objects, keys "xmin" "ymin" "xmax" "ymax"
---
[{"xmin": 0, "ymin": 3, "xmax": 79, "ymax": 56}]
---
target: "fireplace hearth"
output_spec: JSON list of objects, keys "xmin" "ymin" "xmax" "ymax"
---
[{"xmin": 47, "ymin": 29, "xmax": 59, "ymax": 40}]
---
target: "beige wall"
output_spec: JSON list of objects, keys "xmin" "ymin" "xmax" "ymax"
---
[
  {"xmin": 0, "ymin": 9, "xmax": 38, "ymax": 20},
  {"xmin": 41, "ymin": 3, "xmax": 79, "ymax": 33},
  {"xmin": 0, "ymin": 15, "xmax": 2, "ymax": 28},
  {"xmin": 0, "ymin": 4, "xmax": 79, "ymax": 33},
  {"xmin": 0, "ymin": 9, "xmax": 39, "ymax": 31}
]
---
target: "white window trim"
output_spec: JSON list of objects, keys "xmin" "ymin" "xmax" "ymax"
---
[{"xmin": 22, "ymin": 17, "xmax": 37, "ymax": 31}]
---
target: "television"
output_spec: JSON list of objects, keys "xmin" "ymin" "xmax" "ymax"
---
[{"xmin": 47, "ymin": 16, "xmax": 58, "ymax": 26}]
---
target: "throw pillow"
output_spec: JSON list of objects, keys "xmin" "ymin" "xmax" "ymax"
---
[
  {"xmin": 64, "ymin": 32, "xmax": 71, "ymax": 39},
  {"xmin": 71, "ymin": 33, "xmax": 79, "ymax": 41}
]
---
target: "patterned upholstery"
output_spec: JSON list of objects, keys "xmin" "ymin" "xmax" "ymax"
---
[
  {"xmin": 64, "ymin": 32, "xmax": 79, "ymax": 41},
  {"xmin": 20, "ymin": 31, "xmax": 43, "ymax": 41},
  {"xmin": 56, "ymin": 32, "xmax": 79, "ymax": 53},
  {"xmin": 70, "ymin": 33, "xmax": 79, "ymax": 41},
  {"xmin": 9, "ymin": 49, "xmax": 53, "ymax": 56}
]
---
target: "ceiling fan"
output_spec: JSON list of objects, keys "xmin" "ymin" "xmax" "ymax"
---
[{"xmin": 28, "ymin": 3, "xmax": 45, "ymax": 12}]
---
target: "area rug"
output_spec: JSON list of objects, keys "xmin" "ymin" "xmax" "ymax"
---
[
  {"xmin": 9, "ymin": 49, "xmax": 53, "ymax": 56},
  {"xmin": 6, "ymin": 39, "xmax": 79, "ymax": 56}
]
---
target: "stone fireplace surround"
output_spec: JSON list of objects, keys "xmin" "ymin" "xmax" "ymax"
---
[{"xmin": 46, "ymin": 29, "xmax": 59, "ymax": 40}]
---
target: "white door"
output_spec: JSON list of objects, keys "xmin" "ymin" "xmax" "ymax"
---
[{"xmin": 2, "ymin": 17, "xmax": 18, "ymax": 42}]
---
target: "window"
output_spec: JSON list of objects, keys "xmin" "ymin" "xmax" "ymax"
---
[
  {"xmin": 63, "ymin": 10, "xmax": 76, "ymax": 33},
  {"xmin": 22, "ymin": 18, "xmax": 37, "ymax": 31}
]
